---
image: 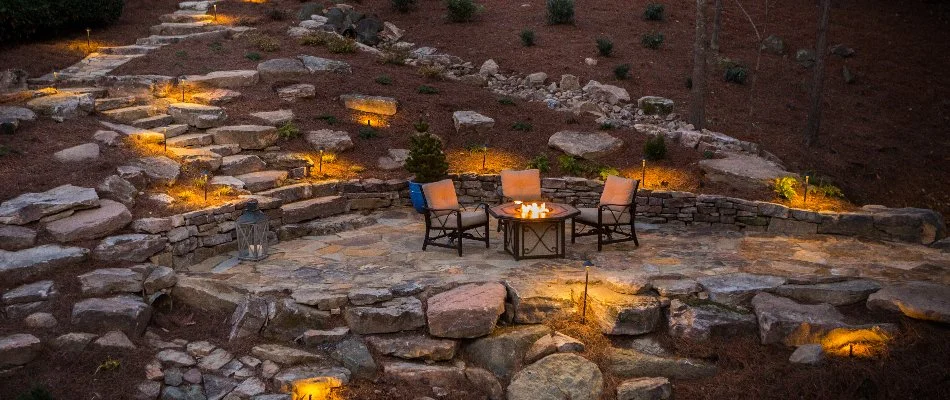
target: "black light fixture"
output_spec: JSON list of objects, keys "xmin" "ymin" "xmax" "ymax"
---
[
  {"xmin": 237, "ymin": 200, "xmax": 269, "ymax": 261},
  {"xmin": 582, "ymin": 259, "xmax": 592, "ymax": 324},
  {"xmin": 641, "ymin": 159, "xmax": 646, "ymax": 187},
  {"xmin": 318, "ymin": 147, "xmax": 325, "ymax": 174},
  {"xmin": 86, "ymin": 28, "xmax": 91, "ymax": 52}
]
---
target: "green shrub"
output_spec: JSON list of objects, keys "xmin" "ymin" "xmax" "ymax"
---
[
  {"xmin": 599, "ymin": 166, "xmax": 620, "ymax": 181},
  {"xmin": 251, "ymin": 34, "xmax": 281, "ymax": 52},
  {"xmin": 558, "ymin": 155, "xmax": 585, "ymax": 176},
  {"xmin": 316, "ymin": 115, "xmax": 337, "ymax": 125},
  {"xmin": 642, "ymin": 32, "xmax": 664, "ymax": 49},
  {"xmin": 614, "ymin": 63, "xmax": 630, "ymax": 80},
  {"xmin": 644, "ymin": 3, "xmax": 665, "ymax": 21},
  {"xmin": 358, "ymin": 126, "xmax": 379, "ymax": 139},
  {"xmin": 0, "ymin": 0, "xmax": 124, "ymax": 43},
  {"xmin": 417, "ymin": 85, "xmax": 439, "ymax": 94},
  {"xmin": 446, "ymin": 0, "xmax": 483, "ymax": 23},
  {"xmin": 267, "ymin": 8, "xmax": 287, "ymax": 21},
  {"xmin": 527, "ymin": 154, "xmax": 550, "ymax": 173},
  {"xmin": 299, "ymin": 33, "xmax": 327, "ymax": 46},
  {"xmin": 15, "ymin": 386, "xmax": 53, "ymax": 400},
  {"xmin": 596, "ymin": 37, "xmax": 614, "ymax": 57},
  {"xmin": 643, "ymin": 135, "xmax": 667, "ymax": 160},
  {"xmin": 520, "ymin": 29, "xmax": 536, "ymax": 47},
  {"xmin": 418, "ymin": 65, "xmax": 444, "ymax": 79},
  {"xmin": 413, "ymin": 118, "xmax": 430, "ymax": 133},
  {"xmin": 498, "ymin": 97, "xmax": 515, "ymax": 106},
  {"xmin": 703, "ymin": 150, "xmax": 715, "ymax": 159},
  {"xmin": 405, "ymin": 132, "xmax": 449, "ymax": 183},
  {"xmin": 511, "ymin": 121, "xmax": 533, "ymax": 132},
  {"xmin": 547, "ymin": 0, "xmax": 575, "ymax": 25},
  {"xmin": 724, "ymin": 64, "xmax": 749, "ymax": 84},
  {"xmin": 392, "ymin": 0, "xmax": 416, "ymax": 13},
  {"xmin": 375, "ymin": 75, "xmax": 393, "ymax": 85},
  {"xmin": 277, "ymin": 122, "xmax": 301, "ymax": 140},
  {"xmin": 772, "ymin": 177, "xmax": 798, "ymax": 200},
  {"xmin": 599, "ymin": 122, "xmax": 614, "ymax": 130},
  {"xmin": 327, "ymin": 35, "xmax": 357, "ymax": 53}
]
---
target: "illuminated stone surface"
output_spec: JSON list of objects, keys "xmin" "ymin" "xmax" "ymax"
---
[
  {"xmin": 507, "ymin": 353, "xmax": 603, "ymax": 400},
  {"xmin": 867, "ymin": 281, "xmax": 950, "ymax": 323},
  {"xmin": 427, "ymin": 282, "xmax": 506, "ymax": 338}
]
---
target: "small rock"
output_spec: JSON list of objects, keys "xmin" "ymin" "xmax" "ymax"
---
[
  {"xmin": 332, "ymin": 339, "xmax": 377, "ymax": 380},
  {"xmin": 53, "ymin": 332, "xmax": 97, "ymax": 352},
  {"xmin": 305, "ymin": 129, "xmax": 354, "ymax": 152},
  {"xmin": 789, "ymin": 344, "xmax": 823, "ymax": 364},
  {"xmin": 277, "ymin": 83, "xmax": 316, "ymax": 102},
  {"xmin": 93, "ymin": 330, "xmax": 136, "ymax": 351},
  {"xmin": 616, "ymin": 377, "xmax": 672, "ymax": 400},
  {"xmin": 0, "ymin": 333, "xmax": 43, "ymax": 368},
  {"xmin": 135, "ymin": 381, "xmax": 161, "ymax": 400},
  {"xmin": 507, "ymin": 353, "xmax": 603, "ymax": 400},
  {"xmin": 157, "ymin": 349, "xmax": 197, "ymax": 367},
  {"xmin": 24, "ymin": 312, "xmax": 58, "ymax": 329}
]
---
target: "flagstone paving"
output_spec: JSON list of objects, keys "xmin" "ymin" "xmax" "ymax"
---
[{"xmin": 185, "ymin": 208, "xmax": 950, "ymax": 297}]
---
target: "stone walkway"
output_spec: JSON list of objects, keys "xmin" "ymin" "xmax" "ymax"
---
[{"xmin": 186, "ymin": 208, "xmax": 950, "ymax": 297}]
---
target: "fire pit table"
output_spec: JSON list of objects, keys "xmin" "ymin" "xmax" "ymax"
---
[{"xmin": 489, "ymin": 202, "xmax": 580, "ymax": 260}]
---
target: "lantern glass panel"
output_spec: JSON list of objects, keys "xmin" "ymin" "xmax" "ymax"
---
[{"xmin": 237, "ymin": 200, "xmax": 269, "ymax": 260}]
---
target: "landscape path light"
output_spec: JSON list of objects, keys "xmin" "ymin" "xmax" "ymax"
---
[
  {"xmin": 582, "ymin": 260, "xmax": 592, "ymax": 324},
  {"xmin": 641, "ymin": 159, "xmax": 646, "ymax": 188},
  {"xmin": 86, "ymin": 28, "xmax": 91, "ymax": 52}
]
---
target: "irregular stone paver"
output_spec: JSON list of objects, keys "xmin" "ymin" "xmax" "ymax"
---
[
  {"xmin": 773, "ymin": 279, "xmax": 882, "ymax": 306},
  {"xmin": 548, "ymin": 131, "xmax": 623, "ymax": 160},
  {"xmin": 427, "ymin": 282, "xmax": 506, "ymax": 338},
  {"xmin": 697, "ymin": 273, "xmax": 788, "ymax": 307},
  {"xmin": 751, "ymin": 292, "xmax": 846, "ymax": 345},
  {"xmin": 45, "ymin": 199, "xmax": 132, "ymax": 242},
  {"xmin": 0, "ymin": 245, "xmax": 89, "ymax": 284},
  {"xmin": 0, "ymin": 184, "xmax": 99, "ymax": 225},
  {"xmin": 866, "ymin": 281, "xmax": 950, "ymax": 323},
  {"xmin": 340, "ymin": 94, "xmax": 397, "ymax": 116}
]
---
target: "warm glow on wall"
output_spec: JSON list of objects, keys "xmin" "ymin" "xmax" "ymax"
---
[
  {"xmin": 350, "ymin": 111, "xmax": 391, "ymax": 128},
  {"xmin": 290, "ymin": 377, "xmax": 344, "ymax": 400},
  {"xmin": 620, "ymin": 165, "xmax": 699, "ymax": 192},
  {"xmin": 820, "ymin": 326, "xmax": 892, "ymax": 358},
  {"xmin": 447, "ymin": 149, "xmax": 525, "ymax": 174}
]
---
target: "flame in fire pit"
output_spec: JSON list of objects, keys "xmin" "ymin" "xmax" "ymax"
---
[{"xmin": 515, "ymin": 201, "xmax": 550, "ymax": 219}]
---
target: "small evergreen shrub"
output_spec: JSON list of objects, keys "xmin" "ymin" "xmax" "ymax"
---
[
  {"xmin": 498, "ymin": 97, "xmax": 516, "ymax": 105},
  {"xmin": 614, "ymin": 63, "xmax": 631, "ymax": 80},
  {"xmin": 405, "ymin": 133, "xmax": 449, "ymax": 183},
  {"xmin": 724, "ymin": 64, "xmax": 749, "ymax": 84},
  {"xmin": 277, "ymin": 122, "xmax": 301, "ymax": 139},
  {"xmin": 375, "ymin": 75, "xmax": 393, "ymax": 85},
  {"xmin": 772, "ymin": 177, "xmax": 798, "ymax": 200},
  {"xmin": 326, "ymin": 35, "xmax": 357, "ymax": 53},
  {"xmin": 413, "ymin": 118, "xmax": 430, "ymax": 133},
  {"xmin": 643, "ymin": 135, "xmax": 667, "ymax": 160},
  {"xmin": 599, "ymin": 166, "xmax": 620, "ymax": 181},
  {"xmin": 392, "ymin": 0, "xmax": 416, "ymax": 13},
  {"xmin": 599, "ymin": 122, "xmax": 614, "ymax": 130},
  {"xmin": 316, "ymin": 115, "xmax": 338, "ymax": 125},
  {"xmin": 511, "ymin": 121, "xmax": 533, "ymax": 132},
  {"xmin": 644, "ymin": 3, "xmax": 665, "ymax": 21},
  {"xmin": 251, "ymin": 34, "xmax": 281, "ymax": 52},
  {"xmin": 418, "ymin": 65, "xmax": 444, "ymax": 79},
  {"xmin": 546, "ymin": 0, "xmax": 575, "ymax": 25},
  {"xmin": 527, "ymin": 154, "xmax": 550, "ymax": 173},
  {"xmin": 641, "ymin": 32, "xmax": 664, "ymax": 49},
  {"xmin": 520, "ymin": 29, "xmax": 536, "ymax": 47},
  {"xmin": 446, "ymin": 0, "xmax": 483, "ymax": 23},
  {"xmin": 558, "ymin": 155, "xmax": 585, "ymax": 176},
  {"xmin": 358, "ymin": 126, "xmax": 379, "ymax": 139},
  {"xmin": 417, "ymin": 85, "xmax": 440, "ymax": 94},
  {"xmin": 596, "ymin": 37, "xmax": 614, "ymax": 57}
]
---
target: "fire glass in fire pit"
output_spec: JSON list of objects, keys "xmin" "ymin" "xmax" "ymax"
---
[{"xmin": 489, "ymin": 202, "xmax": 580, "ymax": 260}]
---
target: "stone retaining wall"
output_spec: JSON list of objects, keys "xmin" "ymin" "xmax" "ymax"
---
[{"xmin": 138, "ymin": 175, "xmax": 945, "ymax": 269}]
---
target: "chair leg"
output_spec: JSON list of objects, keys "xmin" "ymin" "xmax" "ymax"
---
[
  {"xmin": 457, "ymin": 229, "xmax": 463, "ymax": 256},
  {"xmin": 422, "ymin": 225, "xmax": 429, "ymax": 251},
  {"xmin": 597, "ymin": 228, "xmax": 603, "ymax": 252},
  {"xmin": 632, "ymin": 224, "xmax": 639, "ymax": 246},
  {"xmin": 571, "ymin": 219, "xmax": 576, "ymax": 244},
  {"xmin": 485, "ymin": 224, "xmax": 490, "ymax": 248}
]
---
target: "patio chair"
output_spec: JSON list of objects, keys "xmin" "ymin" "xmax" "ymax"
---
[
  {"xmin": 571, "ymin": 175, "xmax": 640, "ymax": 251},
  {"xmin": 421, "ymin": 179, "xmax": 490, "ymax": 256},
  {"xmin": 498, "ymin": 169, "xmax": 542, "ymax": 232}
]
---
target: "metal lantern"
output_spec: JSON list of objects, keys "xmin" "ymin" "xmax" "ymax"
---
[{"xmin": 237, "ymin": 199, "xmax": 269, "ymax": 261}]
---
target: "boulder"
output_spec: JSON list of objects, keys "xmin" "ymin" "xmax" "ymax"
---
[
  {"xmin": 94, "ymin": 234, "xmax": 166, "ymax": 262},
  {"xmin": 667, "ymin": 299, "xmax": 757, "ymax": 340},
  {"xmin": 616, "ymin": 377, "xmax": 672, "ymax": 400},
  {"xmin": 144, "ymin": 266, "xmax": 177, "ymax": 293},
  {"xmin": 93, "ymin": 330, "xmax": 136, "ymax": 351},
  {"xmin": 789, "ymin": 344, "xmax": 823, "ymax": 365},
  {"xmin": 699, "ymin": 154, "xmax": 792, "ymax": 191},
  {"xmin": 136, "ymin": 156, "xmax": 181, "ymax": 184},
  {"xmin": 427, "ymin": 282, "xmax": 506, "ymax": 338},
  {"xmin": 183, "ymin": 70, "xmax": 260, "ymax": 88},
  {"xmin": 584, "ymin": 286, "xmax": 662, "ymax": 335},
  {"xmin": 560, "ymin": 74, "xmax": 580, "ymax": 91},
  {"xmin": 696, "ymin": 273, "xmax": 787, "ymax": 307},
  {"xmin": 227, "ymin": 295, "xmax": 268, "ymax": 341},
  {"xmin": 2, "ymin": 280, "xmax": 57, "ymax": 306},
  {"xmin": 257, "ymin": 58, "xmax": 309, "ymax": 81},
  {"xmin": 452, "ymin": 111, "xmax": 495, "ymax": 134},
  {"xmin": 750, "ymin": 292, "xmax": 846, "ymax": 345},
  {"xmin": 465, "ymin": 325, "xmax": 552, "ymax": 380},
  {"xmin": 0, "ymin": 106, "xmax": 37, "ymax": 122},
  {"xmin": 97, "ymin": 175, "xmax": 137, "ymax": 207},
  {"xmin": 168, "ymin": 102, "xmax": 228, "ymax": 128},
  {"xmin": 220, "ymin": 155, "xmax": 266, "ymax": 176},
  {"xmin": 236, "ymin": 170, "xmax": 288, "ymax": 192},
  {"xmin": 507, "ymin": 353, "xmax": 603, "ymax": 400},
  {"xmin": 548, "ymin": 131, "xmax": 623, "ymax": 160},
  {"xmin": 0, "ymin": 225, "xmax": 37, "ymax": 251},
  {"xmin": 305, "ymin": 129, "xmax": 354, "ymax": 152},
  {"xmin": 0, "ymin": 334, "xmax": 42, "ymax": 369},
  {"xmin": 332, "ymin": 339, "xmax": 377, "ymax": 380},
  {"xmin": 209, "ymin": 125, "xmax": 279, "ymax": 150},
  {"xmin": 637, "ymin": 96, "xmax": 674, "ymax": 115},
  {"xmin": 251, "ymin": 344, "xmax": 321, "ymax": 365},
  {"xmin": 78, "ymin": 268, "xmax": 143, "ymax": 296},
  {"xmin": 583, "ymin": 81, "xmax": 631, "ymax": 104},
  {"xmin": 54, "ymin": 332, "xmax": 97, "ymax": 352},
  {"xmin": 479, "ymin": 59, "xmax": 499, "ymax": 76},
  {"xmin": 344, "ymin": 296, "xmax": 426, "ymax": 334},
  {"xmin": 53, "ymin": 143, "xmax": 100, "ymax": 162},
  {"xmin": 0, "ymin": 184, "xmax": 99, "ymax": 225},
  {"xmin": 866, "ymin": 281, "xmax": 950, "ymax": 323},
  {"xmin": 524, "ymin": 72, "xmax": 548, "ymax": 86},
  {"xmin": 298, "ymin": 55, "xmax": 352, "ymax": 73},
  {"xmin": 262, "ymin": 298, "xmax": 333, "ymax": 341},
  {"xmin": 0, "ymin": 245, "xmax": 88, "ymax": 284},
  {"xmin": 525, "ymin": 332, "xmax": 585, "ymax": 363},
  {"xmin": 71, "ymin": 296, "xmax": 152, "ymax": 336},
  {"xmin": 277, "ymin": 83, "xmax": 316, "ymax": 102},
  {"xmin": 504, "ymin": 280, "xmax": 576, "ymax": 323},
  {"xmin": 377, "ymin": 148, "xmax": 409, "ymax": 170},
  {"xmin": 191, "ymin": 88, "xmax": 241, "ymax": 105},
  {"xmin": 366, "ymin": 333, "xmax": 457, "ymax": 361},
  {"xmin": 340, "ymin": 94, "xmax": 398, "ymax": 116},
  {"xmin": 45, "ymin": 199, "xmax": 132, "ymax": 242},
  {"xmin": 761, "ymin": 35, "xmax": 785, "ymax": 55},
  {"xmin": 773, "ymin": 280, "xmax": 881, "ymax": 306},
  {"xmin": 27, "ymin": 92, "xmax": 95, "ymax": 120},
  {"xmin": 172, "ymin": 276, "xmax": 244, "ymax": 314},
  {"xmin": 249, "ymin": 109, "xmax": 294, "ymax": 126},
  {"xmin": 607, "ymin": 347, "xmax": 717, "ymax": 380}
]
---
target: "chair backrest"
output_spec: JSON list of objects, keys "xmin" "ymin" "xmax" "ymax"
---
[
  {"xmin": 422, "ymin": 179, "xmax": 460, "ymax": 215},
  {"xmin": 500, "ymin": 169, "xmax": 542, "ymax": 202},
  {"xmin": 600, "ymin": 175, "xmax": 639, "ymax": 207}
]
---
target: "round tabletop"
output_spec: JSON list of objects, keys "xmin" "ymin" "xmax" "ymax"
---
[{"xmin": 489, "ymin": 202, "xmax": 580, "ymax": 222}]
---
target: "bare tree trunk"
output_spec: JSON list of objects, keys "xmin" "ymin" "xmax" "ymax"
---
[
  {"xmin": 804, "ymin": 0, "xmax": 831, "ymax": 146},
  {"xmin": 689, "ymin": 0, "xmax": 708, "ymax": 130},
  {"xmin": 710, "ymin": 0, "xmax": 723, "ymax": 52}
]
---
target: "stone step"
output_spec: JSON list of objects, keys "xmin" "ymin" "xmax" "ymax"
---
[
  {"xmin": 209, "ymin": 175, "xmax": 246, "ymax": 191},
  {"xmin": 100, "ymin": 105, "xmax": 155, "ymax": 124},
  {"xmin": 149, "ymin": 22, "xmax": 226, "ymax": 36},
  {"xmin": 165, "ymin": 147, "xmax": 222, "ymax": 172},
  {"xmin": 159, "ymin": 12, "xmax": 214, "ymax": 23},
  {"xmin": 182, "ymin": 70, "xmax": 260, "ymax": 89},
  {"xmin": 235, "ymin": 170, "xmax": 288, "ymax": 193},
  {"xmin": 165, "ymin": 132, "xmax": 214, "ymax": 148},
  {"xmin": 98, "ymin": 45, "xmax": 161, "ymax": 56},
  {"xmin": 179, "ymin": 1, "xmax": 216, "ymax": 11},
  {"xmin": 208, "ymin": 125, "xmax": 278, "ymax": 150},
  {"xmin": 256, "ymin": 182, "xmax": 315, "ymax": 204},
  {"xmin": 167, "ymin": 102, "xmax": 227, "ymax": 128},
  {"xmin": 219, "ymin": 155, "xmax": 266, "ymax": 176},
  {"xmin": 135, "ymin": 30, "xmax": 228, "ymax": 46},
  {"xmin": 281, "ymin": 196, "xmax": 347, "ymax": 224},
  {"xmin": 94, "ymin": 96, "xmax": 142, "ymax": 112},
  {"xmin": 131, "ymin": 114, "xmax": 174, "ymax": 129},
  {"xmin": 156, "ymin": 124, "xmax": 190, "ymax": 138},
  {"xmin": 191, "ymin": 88, "xmax": 241, "ymax": 105},
  {"xmin": 195, "ymin": 144, "xmax": 241, "ymax": 157}
]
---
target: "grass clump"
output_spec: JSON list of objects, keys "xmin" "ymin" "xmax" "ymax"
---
[
  {"xmin": 596, "ymin": 37, "xmax": 613, "ymax": 57},
  {"xmin": 417, "ymin": 85, "xmax": 440, "ymax": 94},
  {"xmin": 527, "ymin": 154, "xmax": 550, "ymax": 173},
  {"xmin": 375, "ymin": 75, "xmax": 393, "ymax": 85},
  {"xmin": 299, "ymin": 33, "xmax": 327, "ymax": 46},
  {"xmin": 558, "ymin": 155, "xmax": 586, "ymax": 175},
  {"xmin": 643, "ymin": 134, "xmax": 667, "ymax": 160},
  {"xmin": 598, "ymin": 166, "xmax": 620, "ymax": 181},
  {"xmin": 418, "ymin": 65, "xmax": 445, "ymax": 79},
  {"xmin": 277, "ymin": 122, "xmax": 301, "ymax": 140},
  {"xmin": 642, "ymin": 32, "xmax": 664, "ymax": 49},
  {"xmin": 498, "ymin": 97, "xmax": 516, "ymax": 106},
  {"xmin": 250, "ymin": 34, "xmax": 280, "ymax": 52},
  {"xmin": 644, "ymin": 3, "xmax": 664, "ymax": 21},
  {"xmin": 547, "ymin": 0, "xmax": 575, "ymax": 25},
  {"xmin": 520, "ymin": 29, "xmax": 536, "ymax": 47},
  {"xmin": 326, "ymin": 35, "xmax": 357, "ymax": 53},
  {"xmin": 614, "ymin": 63, "xmax": 631, "ymax": 80},
  {"xmin": 446, "ymin": 0, "xmax": 483, "ymax": 23},
  {"xmin": 724, "ymin": 63, "xmax": 749, "ymax": 84},
  {"xmin": 511, "ymin": 121, "xmax": 533, "ymax": 132},
  {"xmin": 244, "ymin": 51, "xmax": 261, "ymax": 61}
]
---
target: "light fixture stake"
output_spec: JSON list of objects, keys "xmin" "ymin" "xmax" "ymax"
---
[
  {"xmin": 641, "ymin": 159, "xmax": 646, "ymax": 187},
  {"xmin": 213, "ymin": 4, "xmax": 218, "ymax": 21},
  {"xmin": 582, "ymin": 260, "xmax": 592, "ymax": 324},
  {"xmin": 318, "ymin": 148, "xmax": 325, "ymax": 174},
  {"xmin": 803, "ymin": 175, "xmax": 810, "ymax": 206},
  {"xmin": 86, "ymin": 28, "xmax": 91, "ymax": 52},
  {"xmin": 482, "ymin": 145, "xmax": 488, "ymax": 170}
]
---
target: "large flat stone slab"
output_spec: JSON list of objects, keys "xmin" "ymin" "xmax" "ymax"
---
[
  {"xmin": 699, "ymin": 153, "xmax": 791, "ymax": 190},
  {"xmin": 343, "ymin": 296, "xmax": 425, "ymax": 334},
  {"xmin": 750, "ymin": 292, "xmax": 846, "ymax": 345},
  {"xmin": 427, "ymin": 283, "xmax": 506, "ymax": 338},
  {"xmin": 504, "ymin": 280, "xmax": 576, "ymax": 324},
  {"xmin": 71, "ymin": 296, "xmax": 153, "ymax": 336},
  {"xmin": 0, "ymin": 245, "xmax": 88, "ymax": 284},
  {"xmin": 0, "ymin": 184, "xmax": 99, "ymax": 225},
  {"xmin": 697, "ymin": 273, "xmax": 787, "ymax": 307},
  {"xmin": 366, "ymin": 333, "xmax": 457, "ymax": 361},
  {"xmin": 0, "ymin": 334, "xmax": 42, "ymax": 369},
  {"xmin": 281, "ymin": 196, "xmax": 347, "ymax": 224},
  {"xmin": 236, "ymin": 170, "xmax": 288, "ymax": 192},
  {"xmin": 209, "ymin": 125, "xmax": 278, "ymax": 150},
  {"xmin": 297, "ymin": 55, "xmax": 352, "ymax": 73},
  {"xmin": 257, "ymin": 58, "xmax": 309, "ymax": 81},
  {"xmin": 452, "ymin": 111, "xmax": 495, "ymax": 134},
  {"xmin": 168, "ymin": 102, "xmax": 227, "ymax": 128},
  {"xmin": 867, "ymin": 281, "xmax": 950, "ymax": 323},
  {"xmin": 94, "ymin": 234, "xmax": 167, "ymax": 262},
  {"xmin": 183, "ymin": 70, "xmax": 260, "ymax": 88},
  {"xmin": 773, "ymin": 279, "xmax": 882, "ymax": 306},
  {"xmin": 548, "ymin": 131, "xmax": 623, "ymax": 160},
  {"xmin": 45, "ymin": 199, "xmax": 132, "ymax": 242},
  {"xmin": 305, "ymin": 129, "xmax": 354, "ymax": 152},
  {"xmin": 78, "ymin": 268, "xmax": 144, "ymax": 296},
  {"xmin": 667, "ymin": 299, "xmax": 757, "ymax": 340},
  {"xmin": 340, "ymin": 94, "xmax": 398, "ymax": 116},
  {"xmin": 27, "ymin": 92, "xmax": 95, "ymax": 120},
  {"xmin": 507, "ymin": 353, "xmax": 604, "ymax": 400},
  {"xmin": 607, "ymin": 347, "xmax": 717, "ymax": 380}
]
